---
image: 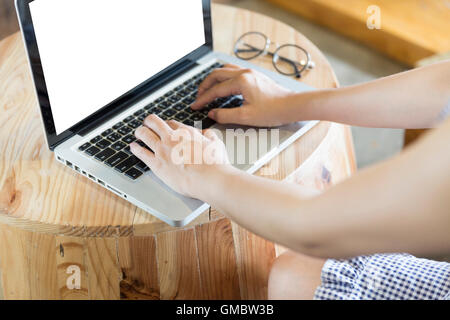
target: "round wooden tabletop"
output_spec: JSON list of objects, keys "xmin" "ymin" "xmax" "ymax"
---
[{"xmin": 0, "ymin": 4, "xmax": 341, "ymax": 236}]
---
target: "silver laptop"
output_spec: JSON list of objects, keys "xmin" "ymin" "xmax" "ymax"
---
[{"xmin": 16, "ymin": 0, "xmax": 317, "ymax": 227}]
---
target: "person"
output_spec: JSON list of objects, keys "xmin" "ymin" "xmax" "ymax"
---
[{"xmin": 130, "ymin": 61, "xmax": 450, "ymax": 300}]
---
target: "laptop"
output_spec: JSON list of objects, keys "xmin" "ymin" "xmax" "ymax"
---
[{"xmin": 16, "ymin": 0, "xmax": 318, "ymax": 227}]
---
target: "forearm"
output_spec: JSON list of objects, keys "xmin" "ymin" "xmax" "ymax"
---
[
  {"xmin": 199, "ymin": 120, "xmax": 450, "ymax": 259},
  {"xmin": 285, "ymin": 61, "xmax": 450, "ymax": 129},
  {"xmin": 199, "ymin": 166, "xmax": 324, "ymax": 253}
]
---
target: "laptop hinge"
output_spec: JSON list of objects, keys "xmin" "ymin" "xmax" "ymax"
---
[{"xmin": 76, "ymin": 59, "xmax": 199, "ymax": 137}]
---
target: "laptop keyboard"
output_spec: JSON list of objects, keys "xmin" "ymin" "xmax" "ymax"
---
[{"xmin": 77, "ymin": 62, "xmax": 244, "ymax": 181}]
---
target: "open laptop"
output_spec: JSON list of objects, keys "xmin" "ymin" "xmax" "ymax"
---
[{"xmin": 16, "ymin": 0, "xmax": 318, "ymax": 227}]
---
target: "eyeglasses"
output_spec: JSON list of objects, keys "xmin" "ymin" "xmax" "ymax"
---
[{"xmin": 234, "ymin": 31, "xmax": 315, "ymax": 78}]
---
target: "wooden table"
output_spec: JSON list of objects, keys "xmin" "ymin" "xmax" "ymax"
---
[{"xmin": 0, "ymin": 4, "xmax": 356, "ymax": 300}]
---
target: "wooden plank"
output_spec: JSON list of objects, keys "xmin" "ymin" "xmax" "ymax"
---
[
  {"xmin": 133, "ymin": 207, "xmax": 210, "ymax": 236},
  {"xmin": 231, "ymin": 223, "xmax": 276, "ymax": 300},
  {"xmin": 0, "ymin": 268, "xmax": 3, "ymax": 299},
  {"xmin": 195, "ymin": 219, "xmax": 241, "ymax": 300},
  {"xmin": 85, "ymin": 238, "xmax": 120, "ymax": 300},
  {"xmin": 0, "ymin": 224, "xmax": 32, "ymax": 299},
  {"xmin": 266, "ymin": 0, "xmax": 450, "ymax": 66},
  {"xmin": 156, "ymin": 229, "xmax": 203, "ymax": 300},
  {"xmin": 118, "ymin": 236, "xmax": 159, "ymax": 300},
  {"xmin": 55, "ymin": 236, "xmax": 89, "ymax": 300},
  {"xmin": 27, "ymin": 232, "xmax": 59, "ymax": 299}
]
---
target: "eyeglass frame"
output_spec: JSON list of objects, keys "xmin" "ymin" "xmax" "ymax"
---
[{"xmin": 233, "ymin": 31, "xmax": 315, "ymax": 78}]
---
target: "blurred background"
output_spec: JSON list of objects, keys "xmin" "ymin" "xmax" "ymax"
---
[{"xmin": 1, "ymin": 0, "xmax": 449, "ymax": 168}]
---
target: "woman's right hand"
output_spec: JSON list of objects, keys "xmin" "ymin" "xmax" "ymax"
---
[{"xmin": 192, "ymin": 64, "xmax": 297, "ymax": 127}]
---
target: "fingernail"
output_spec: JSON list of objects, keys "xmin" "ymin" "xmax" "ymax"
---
[{"xmin": 208, "ymin": 110, "xmax": 215, "ymax": 119}]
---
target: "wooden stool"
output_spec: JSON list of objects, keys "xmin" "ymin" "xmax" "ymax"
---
[{"xmin": 0, "ymin": 4, "xmax": 356, "ymax": 300}]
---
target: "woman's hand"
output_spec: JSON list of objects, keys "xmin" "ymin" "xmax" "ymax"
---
[
  {"xmin": 192, "ymin": 64, "xmax": 296, "ymax": 127},
  {"xmin": 130, "ymin": 115, "xmax": 235, "ymax": 199}
]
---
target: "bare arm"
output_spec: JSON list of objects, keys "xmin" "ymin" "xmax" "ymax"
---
[
  {"xmin": 195, "ymin": 118, "xmax": 450, "ymax": 259},
  {"xmin": 193, "ymin": 60, "xmax": 450, "ymax": 129},
  {"xmin": 131, "ymin": 61, "xmax": 450, "ymax": 259},
  {"xmin": 131, "ymin": 115, "xmax": 450, "ymax": 259},
  {"xmin": 296, "ymin": 61, "xmax": 450, "ymax": 129}
]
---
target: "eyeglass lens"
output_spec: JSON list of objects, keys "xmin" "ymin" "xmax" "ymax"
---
[
  {"xmin": 273, "ymin": 44, "xmax": 309, "ymax": 77},
  {"xmin": 234, "ymin": 32, "xmax": 268, "ymax": 60}
]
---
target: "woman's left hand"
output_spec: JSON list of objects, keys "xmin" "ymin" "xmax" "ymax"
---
[{"xmin": 130, "ymin": 114, "xmax": 234, "ymax": 199}]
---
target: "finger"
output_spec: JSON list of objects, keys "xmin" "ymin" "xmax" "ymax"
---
[
  {"xmin": 208, "ymin": 107, "xmax": 248, "ymax": 125},
  {"xmin": 130, "ymin": 142, "xmax": 159, "ymax": 169},
  {"xmin": 143, "ymin": 114, "xmax": 172, "ymax": 141},
  {"xmin": 135, "ymin": 126, "xmax": 160, "ymax": 152},
  {"xmin": 196, "ymin": 68, "xmax": 243, "ymax": 100},
  {"xmin": 166, "ymin": 119, "xmax": 185, "ymax": 130},
  {"xmin": 193, "ymin": 78, "xmax": 243, "ymax": 109}
]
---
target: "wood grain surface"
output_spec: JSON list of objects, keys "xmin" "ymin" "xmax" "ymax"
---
[{"xmin": 0, "ymin": 4, "xmax": 355, "ymax": 300}]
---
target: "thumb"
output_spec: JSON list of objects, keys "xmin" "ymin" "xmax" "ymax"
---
[{"xmin": 208, "ymin": 107, "xmax": 248, "ymax": 125}]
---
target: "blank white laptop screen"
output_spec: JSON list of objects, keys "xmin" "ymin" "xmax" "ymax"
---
[{"xmin": 29, "ymin": 0, "xmax": 206, "ymax": 135}]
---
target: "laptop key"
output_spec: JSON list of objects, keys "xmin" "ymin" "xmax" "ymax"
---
[
  {"xmin": 149, "ymin": 106, "xmax": 164, "ymax": 115},
  {"xmin": 96, "ymin": 139, "xmax": 111, "ymax": 149},
  {"xmin": 183, "ymin": 119, "xmax": 194, "ymax": 127},
  {"xmin": 101, "ymin": 129, "xmax": 113, "ymax": 137},
  {"xmin": 123, "ymin": 146, "xmax": 133, "ymax": 155},
  {"xmin": 128, "ymin": 119, "xmax": 141, "ymax": 129},
  {"xmin": 112, "ymin": 122, "xmax": 124, "ymax": 130},
  {"xmin": 90, "ymin": 135, "xmax": 102, "ymax": 144},
  {"xmin": 201, "ymin": 117, "xmax": 216, "ymax": 129},
  {"xmin": 183, "ymin": 96, "xmax": 195, "ymax": 105},
  {"xmin": 85, "ymin": 146, "xmax": 101, "ymax": 156},
  {"xmin": 136, "ymin": 160, "xmax": 150, "ymax": 172},
  {"xmin": 115, "ymin": 156, "xmax": 139, "ymax": 173},
  {"xmin": 122, "ymin": 134, "xmax": 136, "ymax": 144},
  {"xmin": 163, "ymin": 109, "xmax": 176, "ymax": 117},
  {"xmin": 106, "ymin": 151, "xmax": 128, "ymax": 167},
  {"xmin": 168, "ymin": 94, "xmax": 182, "ymax": 104},
  {"xmin": 178, "ymin": 90, "xmax": 189, "ymax": 98},
  {"xmin": 118, "ymin": 126, "xmax": 132, "ymax": 135},
  {"xmin": 174, "ymin": 112, "xmax": 189, "ymax": 121},
  {"xmin": 79, "ymin": 142, "xmax": 91, "ymax": 151},
  {"xmin": 144, "ymin": 103, "xmax": 155, "ymax": 110},
  {"xmin": 125, "ymin": 168, "xmax": 143, "ymax": 180},
  {"xmin": 186, "ymin": 85, "xmax": 197, "ymax": 92},
  {"xmin": 160, "ymin": 100, "xmax": 172, "ymax": 109},
  {"xmin": 134, "ymin": 109, "xmax": 145, "ymax": 116},
  {"xmin": 111, "ymin": 141, "xmax": 127, "ymax": 151},
  {"xmin": 190, "ymin": 114, "xmax": 205, "ymax": 122},
  {"xmin": 107, "ymin": 132, "xmax": 122, "ymax": 143},
  {"xmin": 94, "ymin": 148, "xmax": 115, "ymax": 162},
  {"xmin": 124, "ymin": 115, "xmax": 134, "ymax": 123},
  {"xmin": 173, "ymin": 103, "xmax": 186, "ymax": 111}
]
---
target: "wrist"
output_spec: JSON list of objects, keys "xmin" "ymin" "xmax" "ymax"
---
[
  {"xmin": 194, "ymin": 164, "xmax": 242, "ymax": 203},
  {"xmin": 283, "ymin": 89, "xmax": 335, "ymax": 122}
]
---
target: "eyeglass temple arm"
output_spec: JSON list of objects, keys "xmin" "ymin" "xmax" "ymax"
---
[{"xmin": 238, "ymin": 43, "xmax": 306, "ymax": 68}]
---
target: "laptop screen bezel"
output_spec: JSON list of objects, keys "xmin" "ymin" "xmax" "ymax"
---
[{"xmin": 16, "ymin": 0, "xmax": 213, "ymax": 150}]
